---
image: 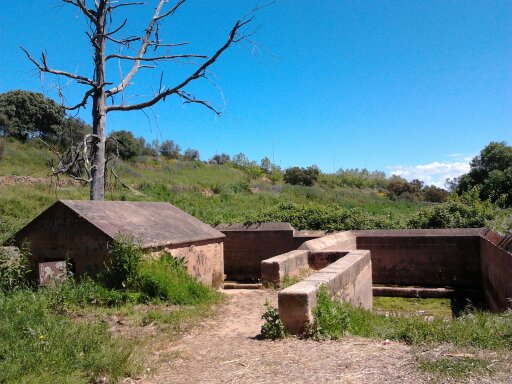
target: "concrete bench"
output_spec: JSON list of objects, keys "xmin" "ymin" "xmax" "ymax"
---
[{"xmin": 277, "ymin": 250, "xmax": 372, "ymax": 334}]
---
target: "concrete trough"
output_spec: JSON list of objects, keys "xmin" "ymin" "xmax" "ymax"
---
[
  {"xmin": 261, "ymin": 250, "xmax": 310, "ymax": 285},
  {"xmin": 278, "ymin": 250, "xmax": 373, "ymax": 334}
]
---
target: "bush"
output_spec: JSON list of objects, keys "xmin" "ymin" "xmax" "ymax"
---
[
  {"xmin": 407, "ymin": 189, "xmax": 496, "ymax": 229},
  {"xmin": 283, "ymin": 166, "xmax": 320, "ymax": 186},
  {"xmin": 250, "ymin": 201, "xmax": 399, "ymax": 232},
  {"xmin": 159, "ymin": 139, "xmax": 181, "ymax": 159},
  {"xmin": 305, "ymin": 286, "xmax": 349, "ymax": 340},
  {"xmin": 137, "ymin": 253, "xmax": 220, "ymax": 305},
  {"xmin": 104, "ymin": 236, "xmax": 142, "ymax": 289},
  {"xmin": 0, "ymin": 137, "xmax": 6, "ymax": 161},
  {"xmin": 260, "ymin": 300, "xmax": 286, "ymax": 340}
]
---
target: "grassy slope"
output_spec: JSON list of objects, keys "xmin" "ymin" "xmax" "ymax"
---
[{"xmin": 1, "ymin": 139, "xmax": 423, "ymax": 242}]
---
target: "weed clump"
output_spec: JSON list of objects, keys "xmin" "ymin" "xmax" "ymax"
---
[
  {"xmin": 260, "ymin": 300, "xmax": 286, "ymax": 340},
  {"xmin": 0, "ymin": 245, "xmax": 31, "ymax": 291},
  {"xmin": 305, "ymin": 286, "xmax": 349, "ymax": 340},
  {"xmin": 137, "ymin": 253, "xmax": 221, "ymax": 305}
]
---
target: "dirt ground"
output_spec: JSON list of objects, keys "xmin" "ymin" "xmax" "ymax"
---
[{"xmin": 121, "ymin": 289, "xmax": 510, "ymax": 384}]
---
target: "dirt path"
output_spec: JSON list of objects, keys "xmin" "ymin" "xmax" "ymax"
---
[{"xmin": 131, "ymin": 289, "xmax": 443, "ymax": 384}]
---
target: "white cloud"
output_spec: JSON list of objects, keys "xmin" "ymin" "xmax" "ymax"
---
[{"xmin": 387, "ymin": 161, "xmax": 470, "ymax": 188}]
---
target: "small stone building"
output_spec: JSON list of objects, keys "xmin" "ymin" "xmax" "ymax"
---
[{"xmin": 11, "ymin": 200, "xmax": 225, "ymax": 288}]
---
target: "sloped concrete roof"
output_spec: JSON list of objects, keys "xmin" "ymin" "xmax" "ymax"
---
[{"xmin": 58, "ymin": 200, "xmax": 224, "ymax": 248}]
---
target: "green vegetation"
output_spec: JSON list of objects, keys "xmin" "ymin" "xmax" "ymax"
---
[
  {"xmin": 137, "ymin": 254, "xmax": 222, "ymax": 305},
  {"xmin": 373, "ymin": 296, "xmax": 453, "ymax": 319},
  {"xmin": 304, "ymin": 287, "xmax": 349, "ymax": 340},
  {"xmin": 417, "ymin": 355, "xmax": 494, "ymax": 379},
  {"xmin": 2, "ymin": 138, "xmax": 510, "ymax": 244},
  {"xmin": 0, "ymin": 238, "xmax": 222, "ymax": 383},
  {"xmin": 306, "ymin": 286, "xmax": 512, "ymax": 351},
  {"xmin": 454, "ymin": 141, "xmax": 512, "ymax": 208},
  {"xmin": 0, "ymin": 289, "xmax": 134, "ymax": 384},
  {"xmin": 260, "ymin": 301, "xmax": 286, "ymax": 340}
]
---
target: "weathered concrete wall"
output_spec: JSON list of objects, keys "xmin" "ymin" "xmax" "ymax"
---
[
  {"xmin": 217, "ymin": 223, "xmax": 323, "ymax": 281},
  {"xmin": 480, "ymin": 230, "xmax": 512, "ymax": 312},
  {"xmin": 354, "ymin": 229, "xmax": 483, "ymax": 289},
  {"xmin": 299, "ymin": 231, "xmax": 357, "ymax": 252},
  {"xmin": 278, "ymin": 250, "xmax": 372, "ymax": 334},
  {"xmin": 261, "ymin": 250, "xmax": 310, "ymax": 284},
  {"xmin": 163, "ymin": 240, "xmax": 224, "ymax": 289},
  {"xmin": 13, "ymin": 203, "xmax": 112, "ymax": 279}
]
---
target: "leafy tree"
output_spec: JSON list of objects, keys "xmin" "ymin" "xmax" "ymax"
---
[
  {"xmin": 260, "ymin": 156, "xmax": 272, "ymax": 174},
  {"xmin": 456, "ymin": 141, "xmax": 512, "ymax": 207},
  {"xmin": 22, "ymin": 1, "xmax": 267, "ymax": 200},
  {"xmin": 108, "ymin": 130, "xmax": 144, "ymax": 160},
  {"xmin": 283, "ymin": 166, "xmax": 320, "ymax": 187},
  {"xmin": 336, "ymin": 168, "xmax": 388, "ymax": 189},
  {"xmin": 269, "ymin": 166, "xmax": 283, "ymax": 185},
  {"xmin": 183, "ymin": 148, "xmax": 200, "ymax": 161},
  {"xmin": 159, "ymin": 140, "xmax": 181, "ymax": 159},
  {"xmin": 231, "ymin": 152, "xmax": 251, "ymax": 168},
  {"xmin": 209, "ymin": 153, "xmax": 230, "ymax": 165},
  {"xmin": 53, "ymin": 117, "xmax": 92, "ymax": 149},
  {"xmin": 0, "ymin": 90, "xmax": 65, "ymax": 142},
  {"xmin": 422, "ymin": 185, "xmax": 449, "ymax": 203}
]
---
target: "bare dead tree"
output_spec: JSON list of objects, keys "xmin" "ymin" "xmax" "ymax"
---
[{"xmin": 22, "ymin": 0, "xmax": 269, "ymax": 200}]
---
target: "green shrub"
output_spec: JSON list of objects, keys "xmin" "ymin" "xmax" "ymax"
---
[
  {"xmin": 305, "ymin": 285, "xmax": 349, "ymax": 340},
  {"xmin": 283, "ymin": 166, "xmax": 320, "ymax": 186},
  {"xmin": 407, "ymin": 189, "xmax": 496, "ymax": 229},
  {"xmin": 104, "ymin": 235, "xmax": 142, "ymax": 289},
  {"xmin": 260, "ymin": 300, "xmax": 286, "ymax": 340},
  {"xmin": 137, "ymin": 253, "xmax": 220, "ymax": 305}
]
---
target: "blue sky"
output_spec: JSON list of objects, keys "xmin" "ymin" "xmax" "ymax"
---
[{"xmin": 1, "ymin": 0, "xmax": 511, "ymax": 186}]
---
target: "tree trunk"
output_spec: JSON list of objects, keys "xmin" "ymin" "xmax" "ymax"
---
[{"xmin": 90, "ymin": 3, "xmax": 108, "ymax": 201}]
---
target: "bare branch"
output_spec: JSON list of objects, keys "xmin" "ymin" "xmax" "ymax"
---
[
  {"xmin": 106, "ymin": 10, "xmax": 257, "ymax": 113},
  {"xmin": 148, "ymin": 41, "xmax": 189, "ymax": 48},
  {"xmin": 20, "ymin": 46, "xmax": 97, "ymax": 86},
  {"xmin": 105, "ymin": 18, "xmax": 127, "ymax": 36},
  {"xmin": 106, "ymin": 0, "xmax": 188, "ymax": 97},
  {"xmin": 62, "ymin": 0, "xmax": 98, "ymax": 25},
  {"xmin": 106, "ymin": 35, "xmax": 141, "ymax": 45},
  {"xmin": 105, "ymin": 53, "xmax": 207, "ymax": 61},
  {"xmin": 177, "ymin": 90, "xmax": 220, "ymax": 115},
  {"xmin": 108, "ymin": 1, "xmax": 144, "ymax": 10},
  {"xmin": 64, "ymin": 88, "xmax": 95, "ymax": 111},
  {"xmin": 155, "ymin": 0, "xmax": 186, "ymax": 21}
]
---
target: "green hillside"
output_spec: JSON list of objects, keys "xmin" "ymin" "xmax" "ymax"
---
[{"xmin": 0, "ymin": 139, "xmax": 508, "ymax": 243}]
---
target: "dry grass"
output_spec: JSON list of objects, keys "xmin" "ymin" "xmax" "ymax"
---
[{"xmin": 124, "ymin": 290, "xmax": 511, "ymax": 384}]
